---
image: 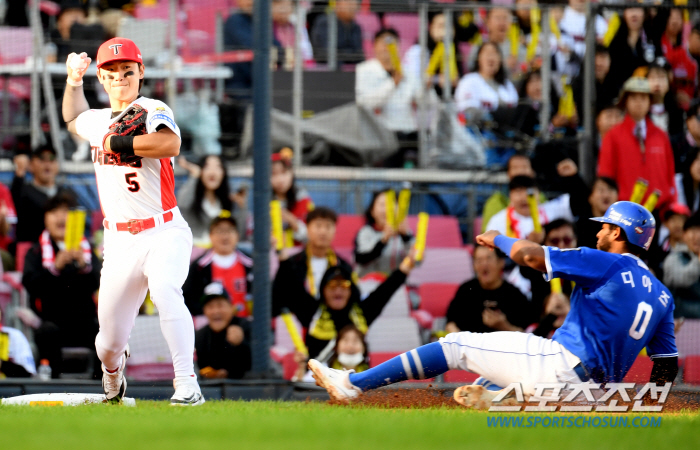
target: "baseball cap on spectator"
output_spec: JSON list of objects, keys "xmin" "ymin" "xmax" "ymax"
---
[
  {"xmin": 96, "ymin": 37, "xmax": 143, "ymax": 68},
  {"xmin": 208, "ymin": 211, "xmax": 239, "ymax": 233},
  {"xmin": 31, "ymin": 145, "xmax": 57, "ymax": 159},
  {"xmin": 664, "ymin": 203, "xmax": 692, "ymax": 222},
  {"xmin": 200, "ymin": 282, "xmax": 230, "ymax": 307},
  {"xmin": 616, "ymin": 76, "xmax": 652, "ymax": 108}
]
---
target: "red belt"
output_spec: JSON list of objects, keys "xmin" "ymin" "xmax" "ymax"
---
[{"xmin": 104, "ymin": 211, "xmax": 174, "ymax": 235}]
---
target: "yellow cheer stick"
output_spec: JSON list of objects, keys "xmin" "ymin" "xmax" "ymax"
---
[
  {"xmin": 527, "ymin": 189, "xmax": 542, "ymax": 233},
  {"xmin": 65, "ymin": 209, "xmax": 86, "ymax": 251},
  {"xmin": 558, "ymin": 81, "xmax": 576, "ymax": 119},
  {"xmin": 603, "ymin": 13, "xmax": 620, "ymax": 48},
  {"xmin": 630, "ymin": 179, "xmax": 649, "ymax": 204},
  {"xmin": 550, "ymin": 14, "xmax": 561, "ymax": 42},
  {"xmin": 550, "ymin": 278, "xmax": 563, "ymax": 295},
  {"xmin": 426, "ymin": 42, "xmax": 444, "ymax": 77},
  {"xmin": 525, "ymin": 8, "xmax": 541, "ymax": 62},
  {"xmin": 386, "ymin": 36, "xmax": 402, "ymax": 76},
  {"xmin": 643, "ymin": 189, "xmax": 661, "ymax": 212},
  {"xmin": 281, "ymin": 309, "xmax": 308, "ymax": 357},
  {"xmin": 270, "ymin": 200, "xmax": 284, "ymax": 251},
  {"xmin": 414, "ymin": 212, "xmax": 429, "ymax": 262},
  {"xmin": 447, "ymin": 44, "xmax": 459, "ymax": 81},
  {"xmin": 396, "ymin": 189, "xmax": 411, "ymax": 225},
  {"xmin": 508, "ymin": 23, "xmax": 520, "ymax": 58},
  {"xmin": 385, "ymin": 190, "xmax": 397, "ymax": 229}
]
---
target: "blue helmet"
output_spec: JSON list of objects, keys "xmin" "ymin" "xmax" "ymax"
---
[{"xmin": 590, "ymin": 201, "xmax": 656, "ymax": 250}]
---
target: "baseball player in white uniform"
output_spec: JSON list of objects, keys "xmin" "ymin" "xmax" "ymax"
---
[{"xmin": 62, "ymin": 38, "xmax": 204, "ymax": 405}]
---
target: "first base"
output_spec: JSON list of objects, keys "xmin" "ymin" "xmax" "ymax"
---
[{"xmin": 1, "ymin": 393, "xmax": 136, "ymax": 406}]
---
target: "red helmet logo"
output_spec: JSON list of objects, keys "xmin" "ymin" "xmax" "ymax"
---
[{"xmin": 635, "ymin": 226, "xmax": 644, "ymax": 234}]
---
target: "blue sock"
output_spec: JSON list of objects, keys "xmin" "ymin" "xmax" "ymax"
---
[
  {"xmin": 473, "ymin": 377, "xmax": 504, "ymax": 392},
  {"xmin": 348, "ymin": 342, "xmax": 449, "ymax": 392}
]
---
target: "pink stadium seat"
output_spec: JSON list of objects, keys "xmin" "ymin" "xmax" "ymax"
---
[
  {"xmin": 369, "ymin": 351, "xmax": 400, "ymax": 367},
  {"xmin": 383, "ymin": 13, "xmax": 419, "ymax": 57},
  {"xmin": 685, "ymin": 355, "xmax": 700, "ymax": 385},
  {"xmin": 356, "ymin": 12, "xmax": 382, "ymax": 59},
  {"xmin": 90, "ymin": 210, "xmax": 105, "ymax": 236},
  {"xmin": 418, "ymin": 283, "xmax": 459, "ymax": 318},
  {"xmin": 134, "ymin": 1, "xmax": 170, "ymax": 19},
  {"xmin": 472, "ymin": 216, "xmax": 483, "ymax": 242},
  {"xmin": 443, "ymin": 370, "xmax": 479, "ymax": 383},
  {"xmin": 0, "ymin": 27, "xmax": 34, "ymax": 64},
  {"xmin": 332, "ymin": 214, "xmax": 365, "ymax": 250},
  {"xmin": 623, "ymin": 356, "xmax": 653, "ymax": 383},
  {"xmin": 407, "ymin": 248, "xmax": 473, "ymax": 285},
  {"xmin": 407, "ymin": 215, "xmax": 462, "ymax": 248},
  {"xmin": 125, "ymin": 363, "xmax": 175, "ymax": 381},
  {"xmin": 15, "ymin": 242, "xmax": 33, "ymax": 273}
]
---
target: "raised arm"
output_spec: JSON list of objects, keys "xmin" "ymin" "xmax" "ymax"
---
[
  {"xmin": 62, "ymin": 52, "xmax": 92, "ymax": 134},
  {"xmin": 476, "ymin": 230, "xmax": 547, "ymax": 273}
]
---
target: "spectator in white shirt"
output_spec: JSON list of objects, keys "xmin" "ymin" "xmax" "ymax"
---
[
  {"xmin": 485, "ymin": 175, "xmax": 574, "ymax": 244},
  {"xmin": 356, "ymin": 28, "xmax": 422, "ymax": 167},
  {"xmin": 556, "ymin": 0, "xmax": 608, "ymax": 78},
  {"xmin": 455, "ymin": 42, "xmax": 518, "ymax": 118}
]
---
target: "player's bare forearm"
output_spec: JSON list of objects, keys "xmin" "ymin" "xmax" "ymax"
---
[
  {"xmin": 62, "ymin": 84, "xmax": 90, "ymax": 134},
  {"xmin": 477, "ymin": 230, "xmax": 547, "ymax": 272},
  {"xmin": 511, "ymin": 239, "xmax": 547, "ymax": 273},
  {"xmin": 132, "ymin": 128, "xmax": 181, "ymax": 159}
]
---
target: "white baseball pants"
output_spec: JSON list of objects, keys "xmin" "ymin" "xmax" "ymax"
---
[
  {"xmin": 95, "ymin": 208, "xmax": 195, "ymax": 378},
  {"xmin": 439, "ymin": 331, "xmax": 584, "ymax": 395}
]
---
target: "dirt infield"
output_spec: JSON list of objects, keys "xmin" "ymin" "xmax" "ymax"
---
[{"xmin": 334, "ymin": 386, "xmax": 700, "ymax": 412}]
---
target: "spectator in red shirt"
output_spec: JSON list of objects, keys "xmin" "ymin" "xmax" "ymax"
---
[
  {"xmin": 183, "ymin": 215, "xmax": 252, "ymax": 317},
  {"xmin": 0, "ymin": 183, "xmax": 17, "ymax": 262},
  {"xmin": 598, "ymin": 76, "xmax": 677, "ymax": 211}
]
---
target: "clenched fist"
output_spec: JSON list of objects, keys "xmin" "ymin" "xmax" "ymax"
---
[{"xmin": 66, "ymin": 52, "xmax": 91, "ymax": 86}]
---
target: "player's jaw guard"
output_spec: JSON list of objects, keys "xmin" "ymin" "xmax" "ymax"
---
[{"xmin": 590, "ymin": 201, "xmax": 656, "ymax": 250}]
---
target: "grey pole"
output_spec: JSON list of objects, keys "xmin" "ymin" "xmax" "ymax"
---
[
  {"xmin": 292, "ymin": 1, "xmax": 304, "ymax": 167},
  {"xmin": 167, "ymin": 0, "xmax": 177, "ymax": 111},
  {"xmin": 215, "ymin": 11, "xmax": 224, "ymax": 103},
  {"xmin": 580, "ymin": 0, "xmax": 597, "ymax": 186},
  {"xmin": 441, "ymin": 7, "xmax": 453, "ymax": 102},
  {"xmin": 251, "ymin": 0, "xmax": 272, "ymax": 376},
  {"xmin": 327, "ymin": 6, "xmax": 338, "ymax": 71},
  {"xmin": 417, "ymin": 1, "xmax": 429, "ymax": 168},
  {"xmin": 29, "ymin": 0, "xmax": 41, "ymax": 149},
  {"xmin": 539, "ymin": 7, "xmax": 551, "ymax": 143}
]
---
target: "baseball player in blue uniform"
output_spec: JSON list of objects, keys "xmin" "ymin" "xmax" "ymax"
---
[{"xmin": 309, "ymin": 201, "xmax": 679, "ymax": 407}]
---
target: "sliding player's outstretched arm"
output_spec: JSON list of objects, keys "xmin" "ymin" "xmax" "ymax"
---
[
  {"xmin": 647, "ymin": 306, "xmax": 679, "ymax": 384},
  {"xmin": 477, "ymin": 230, "xmax": 546, "ymax": 272},
  {"xmin": 63, "ymin": 52, "xmax": 92, "ymax": 134}
]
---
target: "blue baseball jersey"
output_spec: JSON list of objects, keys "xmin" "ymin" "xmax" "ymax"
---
[{"xmin": 544, "ymin": 246, "xmax": 678, "ymax": 383}]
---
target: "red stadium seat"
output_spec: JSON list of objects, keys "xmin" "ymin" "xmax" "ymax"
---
[
  {"xmin": 472, "ymin": 216, "xmax": 483, "ymax": 242},
  {"xmin": 443, "ymin": 370, "xmax": 479, "ymax": 383},
  {"xmin": 369, "ymin": 351, "xmax": 400, "ymax": 367},
  {"xmin": 685, "ymin": 355, "xmax": 700, "ymax": 385},
  {"xmin": 332, "ymin": 214, "xmax": 365, "ymax": 250},
  {"xmin": 623, "ymin": 356, "xmax": 653, "ymax": 383},
  {"xmin": 417, "ymin": 283, "xmax": 459, "ymax": 318},
  {"xmin": 406, "ymin": 215, "xmax": 462, "ymax": 248}
]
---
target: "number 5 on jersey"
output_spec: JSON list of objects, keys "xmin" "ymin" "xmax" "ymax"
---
[{"xmin": 125, "ymin": 173, "xmax": 140, "ymax": 192}]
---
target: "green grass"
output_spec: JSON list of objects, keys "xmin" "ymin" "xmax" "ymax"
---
[{"xmin": 1, "ymin": 401, "xmax": 698, "ymax": 450}]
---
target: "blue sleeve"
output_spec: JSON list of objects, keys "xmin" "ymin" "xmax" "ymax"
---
[
  {"xmin": 647, "ymin": 303, "xmax": 679, "ymax": 359},
  {"xmin": 543, "ymin": 246, "xmax": 619, "ymax": 287}
]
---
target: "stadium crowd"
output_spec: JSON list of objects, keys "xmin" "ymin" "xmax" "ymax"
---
[{"xmin": 1, "ymin": 0, "xmax": 700, "ymax": 383}]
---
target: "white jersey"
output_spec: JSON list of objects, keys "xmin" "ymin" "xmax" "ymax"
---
[
  {"xmin": 75, "ymin": 96, "xmax": 180, "ymax": 222},
  {"xmin": 0, "ymin": 325, "xmax": 36, "ymax": 375},
  {"xmin": 454, "ymin": 72, "xmax": 518, "ymax": 113}
]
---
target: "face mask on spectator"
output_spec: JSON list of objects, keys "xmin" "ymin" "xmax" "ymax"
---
[{"xmin": 337, "ymin": 352, "xmax": 364, "ymax": 368}]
